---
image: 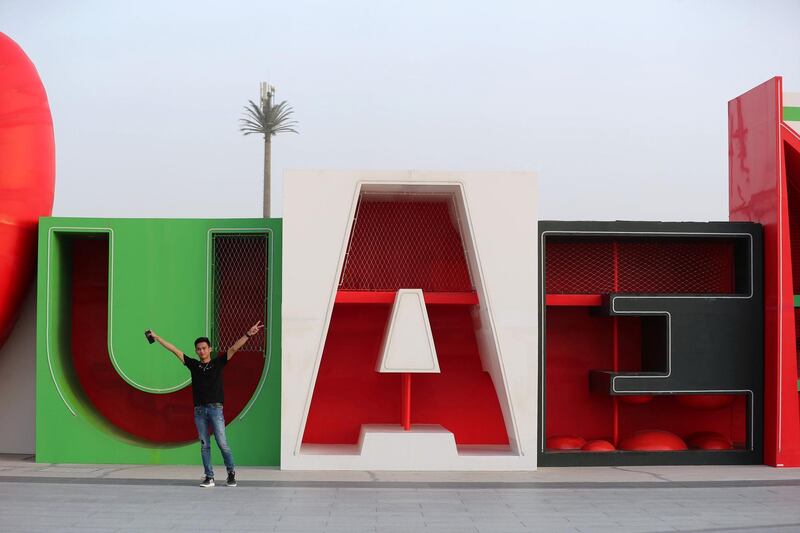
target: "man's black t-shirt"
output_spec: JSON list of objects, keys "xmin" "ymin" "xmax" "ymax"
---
[{"xmin": 183, "ymin": 352, "xmax": 229, "ymax": 406}]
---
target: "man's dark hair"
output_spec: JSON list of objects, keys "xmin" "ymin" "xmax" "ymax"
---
[{"xmin": 194, "ymin": 337, "xmax": 211, "ymax": 348}]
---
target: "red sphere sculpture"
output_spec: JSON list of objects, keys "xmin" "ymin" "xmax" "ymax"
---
[
  {"xmin": 582, "ymin": 439, "xmax": 616, "ymax": 451},
  {"xmin": 686, "ymin": 431, "xmax": 733, "ymax": 450},
  {"xmin": 619, "ymin": 430, "xmax": 688, "ymax": 451},
  {"xmin": 0, "ymin": 33, "xmax": 55, "ymax": 348},
  {"xmin": 546, "ymin": 435, "xmax": 586, "ymax": 450}
]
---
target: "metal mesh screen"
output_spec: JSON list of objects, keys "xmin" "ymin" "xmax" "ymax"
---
[
  {"xmin": 546, "ymin": 241, "xmax": 616, "ymax": 294},
  {"xmin": 545, "ymin": 238, "xmax": 736, "ymax": 294},
  {"xmin": 338, "ymin": 194, "xmax": 473, "ymax": 292},
  {"xmin": 212, "ymin": 233, "xmax": 267, "ymax": 352}
]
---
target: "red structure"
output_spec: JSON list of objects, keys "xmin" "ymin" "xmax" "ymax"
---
[
  {"xmin": 303, "ymin": 195, "xmax": 509, "ymax": 446},
  {"xmin": 729, "ymin": 77, "xmax": 800, "ymax": 467},
  {"xmin": 0, "ymin": 33, "xmax": 55, "ymax": 348}
]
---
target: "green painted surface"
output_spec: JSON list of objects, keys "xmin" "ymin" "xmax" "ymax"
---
[
  {"xmin": 36, "ymin": 217, "xmax": 282, "ymax": 465},
  {"xmin": 785, "ymin": 107, "xmax": 800, "ymax": 122},
  {"xmin": 795, "ymin": 295, "xmax": 800, "ymax": 308}
]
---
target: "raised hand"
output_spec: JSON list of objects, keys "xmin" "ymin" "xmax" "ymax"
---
[{"xmin": 247, "ymin": 321, "xmax": 264, "ymax": 337}]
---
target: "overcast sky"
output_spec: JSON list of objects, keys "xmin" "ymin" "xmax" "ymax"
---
[{"xmin": 3, "ymin": 0, "xmax": 799, "ymax": 219}]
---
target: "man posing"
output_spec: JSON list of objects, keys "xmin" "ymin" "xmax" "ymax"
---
[{"xmin": 149, "ymin": 321, "xmax": 264, "ymax": 487}]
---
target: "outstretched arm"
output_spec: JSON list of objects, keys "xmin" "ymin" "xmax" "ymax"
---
[
  {"xmin": 150, "ymin": 331, "xmax": 185, "ymax": 363},
  {"xmin": 227, "ymin": 321, "xmax": 264, "ymax": 360}
]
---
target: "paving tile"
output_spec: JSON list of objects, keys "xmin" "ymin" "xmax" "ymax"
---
[
  {"xmin": 323, "ymin": 525, "xmax": 379, "ymax": 533},
  {"xmin": 1, "ymin": 478, "xmax": 800, "ymax": 533}
]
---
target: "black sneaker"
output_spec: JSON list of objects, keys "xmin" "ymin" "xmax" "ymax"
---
[
  {"xmin": 199, "ymin": 476, "xmax": 215, "ymax": 488},
  {"xmin": 226, "ymin": 471, "xmax": 237, "ymax": 487}
]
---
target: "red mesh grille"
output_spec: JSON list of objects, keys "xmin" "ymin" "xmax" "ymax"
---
[
  {"xmin": 339, "ymin": 195, "xmax": 473, "ymax": 292},
  {"xmin": 617, "ymin": 240, "xmax": 734, "ymax": 293},
  {"xmin": 546, "ymin": 238, "xmax": 735, "ymax": 294},
  {"xmin": 546, "ymin": 241, "xmax": 617, "ymax": 294},
  {"xmin": 213, "ymin": 234, "xmax": 267, "ymax": 352}
]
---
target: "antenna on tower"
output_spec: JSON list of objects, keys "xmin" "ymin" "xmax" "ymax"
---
[{"xmin": 260, "ymin": 82, "xmax": 275, "ymax": 109}]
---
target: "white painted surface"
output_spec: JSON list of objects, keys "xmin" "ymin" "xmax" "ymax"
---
[
  {"xmin": 358, "ymin": 424, "xmax": 458, "ymax": 470},
  {"xmin": 282, "ymin": 170, "xmax": 538, "ymax": 470},
  {"xmin": 0, "ymin": 286, "xmax": 36, "ymax": 454},
  {"xmin": 376, "ymin": 289, "xmax": 440, "ymax": 373}
]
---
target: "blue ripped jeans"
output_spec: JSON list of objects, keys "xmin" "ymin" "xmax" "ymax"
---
[{"xmin": 193, "ymin": 403, "xmax": 235, "ymax": 478}]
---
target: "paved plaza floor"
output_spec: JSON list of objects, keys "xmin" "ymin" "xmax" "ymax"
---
[{"xmin": 1, "ymin": 455, "xmax": 800, "ymax": 532}]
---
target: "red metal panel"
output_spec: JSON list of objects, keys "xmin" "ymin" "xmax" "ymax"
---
[
  {"xmin": 545, "ymin": 294, "xmax": 603, "ymax": 307},
  {"xmin": 0, "ymin": 33, "xmax": 55, "ymax": 347},
  {"xmin": 335, "ymin": 290, "xmax": 479, "ymax": 305},
  {"xmin": 302, "ymin": 303, "xmax": 509, "ymax": 445},
  {"xmin": 402, "ymin": 373, "xmax": 411, "ymax": 431},
  {"xmin": 729, "ymin": 77, "xmax": 800, "ymax": 466}
]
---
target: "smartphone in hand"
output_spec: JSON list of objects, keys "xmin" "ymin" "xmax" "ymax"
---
[{"xmin": 145, "ymin": 330, "xmax": 155, "ymax": 344}]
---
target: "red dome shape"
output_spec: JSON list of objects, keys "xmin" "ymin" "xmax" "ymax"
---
[
  {"xmin": 582, "ymin": 439, "xmax": 616, "ymax": 451},
  {"xmin": 620, "ymin": 430, "xmax": 687, "ymax": 451},
  {"xmin": 686, "ymin": 431, "xmax": 733, "ymax": 450},
  {"xmin": 618, "ymin": 394, "xmax": 654, "ymax": 405},
  {"xmin": 0, "ymin": 33, "xmax": 55, "ymax": 348},
  {"xmin": 675, "ymin": 394, "xmax": 735, "ymax": 410},
  {"xmin": 546, "ymin": 435, "xmax": 586, "ymax": 450}
]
